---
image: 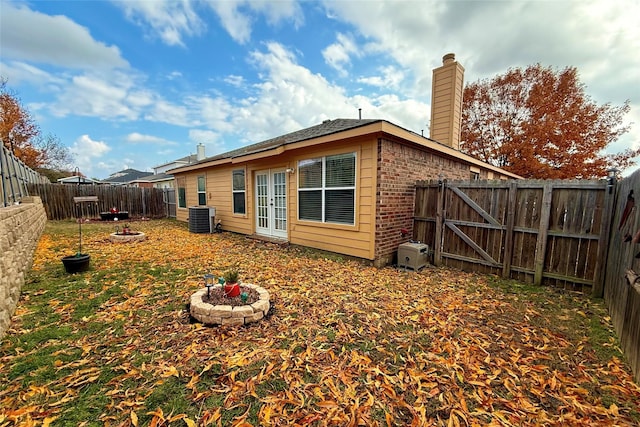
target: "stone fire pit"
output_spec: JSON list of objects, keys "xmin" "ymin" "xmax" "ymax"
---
[
  {"xmin": 109, "ymin": 231, "xmax": 146, "ymax": 243},
  {"xmin": 190, "ymin": 283, "xmax": 270, "ymax": 326}
]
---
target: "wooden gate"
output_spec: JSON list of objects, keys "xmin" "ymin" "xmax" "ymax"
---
[
  {"xmin": 164, "ymin": 188, "xmax": 176, "ymax": 218},
  {"xmin": 414, "ymin": 179, "xmax": 614, "ymax": 295}
]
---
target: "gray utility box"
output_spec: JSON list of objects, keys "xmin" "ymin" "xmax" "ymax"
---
[{"xmin": 397, "ymin": 242, "xmax": 429, "ymax": 271}]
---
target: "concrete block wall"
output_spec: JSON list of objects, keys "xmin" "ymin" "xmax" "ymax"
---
[
  {"xmin": 374, "ymin": 139, "xmax": 470, "ymax": 267},
  {"xmin": 0, "ymin": 197, "xmax": 47, "ymax": 340}
]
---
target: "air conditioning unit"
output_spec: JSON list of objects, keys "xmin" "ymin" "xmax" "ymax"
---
[
  {"xmin": 188, "ymin": 206, "xmax": 216, "ymax": 233},
  {"xmin": 397, "ymin": 242, "xmax": 429, "ymax": 271}
]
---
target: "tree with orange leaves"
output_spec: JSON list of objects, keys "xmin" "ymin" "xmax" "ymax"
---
[
  {"xmin": 1, "ymin": 78, "xmax": 72, "ymax": 172},
  {"xmin": 460, "ymin": 64, "xmax": 636, "ymax": 179},
  {"xmin": 0, "ymin": 78, "xmax": 39, "ymax": 158}
]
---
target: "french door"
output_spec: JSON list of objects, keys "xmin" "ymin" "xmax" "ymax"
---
[{"xmin": 255, "ymin": 169, "xmax": 287, "ymax": 239}]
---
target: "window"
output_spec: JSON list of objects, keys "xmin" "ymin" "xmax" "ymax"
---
[
  {"xmin": 298, "ymin": 152, "xmax": 356, "ymax": 225},
  {"xmin": 232, "ymin": 169, "xmax": 246, "ymax": 214},
  {"xmin": 197, "ymin": 176, "xmax": 206, "ymax": 205},
  {"xmin": 470, "ymin": 166, "xmax": 480, "ymax": 181},
  {"xmin": 177, "ymin": 177, "xmax": 186, "ymax": 208}
]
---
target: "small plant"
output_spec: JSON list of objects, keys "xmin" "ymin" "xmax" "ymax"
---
[{"xmin": 223, "ymin": 268, "xmax": 239, "ymax": 284}]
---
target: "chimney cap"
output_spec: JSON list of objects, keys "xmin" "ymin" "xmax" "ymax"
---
[{"xmin": 443, "ymin": 53, "xmax": 456, "ymax": 64}]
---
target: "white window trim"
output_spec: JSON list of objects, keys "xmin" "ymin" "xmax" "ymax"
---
[
  {"xmin": 197, "ymin": 175, "xmax": 206, "ymax": 205},
  {"xmin": 232, "ymin": 169, "xmax": 246, "ymax": 215},
  {"xmin": 298, "ymin": 152, "xmax": 356, "ymax": 225}
]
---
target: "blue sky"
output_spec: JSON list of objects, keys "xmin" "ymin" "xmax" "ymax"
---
[{"xmin": 1, "ymin": 0, "xmax": 639, "ymax": 179}]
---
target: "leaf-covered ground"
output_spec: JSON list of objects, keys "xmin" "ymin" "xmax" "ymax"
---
[{"xmin": 1, "ymin": 219, "xmax": 639, "ymax": 426}]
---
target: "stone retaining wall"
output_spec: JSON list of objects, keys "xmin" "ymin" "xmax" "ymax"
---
[{"xmin": 0, "ymin": 197, "xmax": 47, "ymax": 340}]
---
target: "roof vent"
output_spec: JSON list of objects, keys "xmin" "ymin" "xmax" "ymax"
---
[{"xmin": 322, "ymin": 119, "xmax": 331, "ymax": 123}]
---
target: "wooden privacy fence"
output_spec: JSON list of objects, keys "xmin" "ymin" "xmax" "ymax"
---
[
  {"xmin": 414, "ymin": 179, "xmax": 613, "ymax": 296},
  {"xmin": 603, "ymin": 170, "xmax": 640, "ymax": 382},
  {"xmin": 0, "ymin": 143, "xmax": 49, "ymax": 207},
  {"xmin": 26, "ymin": 183, "xmax": 170, "ymax": 220}
]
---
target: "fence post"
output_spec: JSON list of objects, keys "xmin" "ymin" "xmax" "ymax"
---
[
  {"xmin": 142, "ymin": 187, "xmax": 147, "ymax": 218},
  {"xmin": 534, "ymin": 182, "xmax": 553, "ymax": 285},
  {"xmin": 502, "ymin": 180, "xmax": 518, "ymax": 278},
  {"xmin": 0, "ymin": 144, "xmax": 8, "ymax": 206},
  {"xmin": 592, "ymin": 180, "xmax": 616, "ymax": 297},
  {"xmin": 434, "ymin": 179, "xmax": 445, "ymax": 266}
]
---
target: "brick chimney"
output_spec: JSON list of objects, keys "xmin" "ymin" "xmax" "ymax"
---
[{"xmin": 430, "ymin": 53, "xmax": 465, "ymax": 150}]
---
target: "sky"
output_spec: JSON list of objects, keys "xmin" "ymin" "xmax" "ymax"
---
[{"xmin": 1, "ymin": 0, "xmax": 639, "ymax": 180}]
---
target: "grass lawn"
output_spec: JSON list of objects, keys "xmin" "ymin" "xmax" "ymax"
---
[{"xmin": 1, "ymin": 219, "xmax": 639, "ymax": 426}]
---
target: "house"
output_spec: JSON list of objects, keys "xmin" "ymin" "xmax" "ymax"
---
[
  {"xmin": 128, "ymin": 144, "xmax": 208, "ymax": 189},
  {"xmin": 57, "ymin": 175, "xmax": 101, "ymax": 185},
  {"xmin": 153, "ymin": 145, "xmax": 204, "ymax": 175},
  {"xmin": 131, "ymin": 173, "xmax": 175, "ymax": 189},
  {"xmin": 101, "ymin": 169, "xmax": 152, "ymax": 186},
  {"xmin": 169, "ymin": 54, "xmax": 520, "ymax": 266}
]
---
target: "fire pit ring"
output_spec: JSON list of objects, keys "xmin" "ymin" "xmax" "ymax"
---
[
  {"xmin": 109, "ymin": 231, "xmax": 147, "ymax": 243},
  {"xmin": 190, "ymin": 283, "xmax": 270, "ymax": 326}
]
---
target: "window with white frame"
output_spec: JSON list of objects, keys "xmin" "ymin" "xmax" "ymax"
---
[
  {"xmin": 232, "ymin": 169, "xmax": 246, "ymax": 214},
  {"xmin": 197, "ymin": 176, "xmax": 206, "ymax": 205},
  {"xmin": 298, "ymin": 152, "xmax": 356, "ymax": 225}
]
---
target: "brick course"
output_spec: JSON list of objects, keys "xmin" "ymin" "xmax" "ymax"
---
[{"xmin": 374, "ymin": 139, "xmax": 470, "ymax": 266}]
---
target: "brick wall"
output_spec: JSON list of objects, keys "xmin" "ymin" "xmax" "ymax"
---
[
  {"xmin": 0, "ymin": 197, "xmax": 47, "ymax": 340},
  {"xmin": 374, "ymin": 139, "xmax": 470, "ymax": 267}
]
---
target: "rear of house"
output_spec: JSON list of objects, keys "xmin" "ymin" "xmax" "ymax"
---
[
  {"xmin": 170, "ymin": 119, "xmax": 517, "ymax": 266},
  {"xmin": 169, "ymin": 54, "xmax": 519, "ymax": 266}
]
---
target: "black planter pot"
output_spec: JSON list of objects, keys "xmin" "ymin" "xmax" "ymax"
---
[{"xmin": 61, "ymin": 254, "xmax": 91, "ymax": 273}]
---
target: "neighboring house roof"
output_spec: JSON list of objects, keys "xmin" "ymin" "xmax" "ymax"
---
[
  {"xmin": 169, "ymin": 118, "xmax": 521, "ymax": 179},
  {"xmin": 101, "ymin": 168, "xmax": 151, "ymax": 185},
  {"xmin": 153, "ymin": 154, "xmax": 198, "ymax": 171},
  {"xmin": 57, "ymin": 175, "xmax": 101, "ymax": 184},
  {"xmin": 133, "ymin": 173, "xmax": 174, "ymax": 183}
]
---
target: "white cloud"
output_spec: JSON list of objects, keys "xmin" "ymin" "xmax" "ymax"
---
[
  {"xmin": 0, "ymin": 2, "xmax": 128, "ymax": 69},
  {"xmin": 0, "ymin": 60, "xmax": 62, "ymax": 88},
  {"xmin": 116, "ymin": 0, "xmax": 303, "ymax": 46},
  {"xmin": 248, "ymin": 0, "xmax": 304, "ymax": 28},
  {"xmin": 207, "ymin": 0, "xmax": 253, "ymax": 44},
  {"xmin": 224, "ymin": 75, "xmax": 245, "ymax": 87},
  {"xmin": 322, "ymin": 33, "xmax": 359, "ymax": 76},
  {"xmin": 70, "ymin": 135, "xmax": 111, "ymax": 176},
  {"xmin": 126, "ymin": 133, "xmax": 177, "ymax": 146},
  {"xmin": 358, "ymin": 66, "xmax": 405, "ymax": 90},
  {"xmin": 206, "ymin": 0, "xmax": 303, "ymax": 44},
  {"xmin": 189, "ymin": 129, "xmax": 219, "ymax": 143},
  {"xmin": 186, "ymin": 96, "xmax": 234, "ymax": 132},
  {"xmin": 115, "ymin": 0, "xmax": 204, "ymax": 46},
  {"xmin": 144, "ymin": 100, "xmax": 191, "ymax": 126},
  {"xmin": 208, "ymin": 42, "xmax": 430, "ymax": 145},
  {"xmin": 53, "ymin": 72, "xmax": 140, "ymax": 120}
]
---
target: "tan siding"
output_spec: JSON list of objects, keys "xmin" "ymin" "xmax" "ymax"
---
[
  {"xmin": 173, "ymin": 136, "xmax": 377, "ymax": 260},
  {"xmin": 289, "ymin": 137, "xmax": 376, "ymax": 260}
]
